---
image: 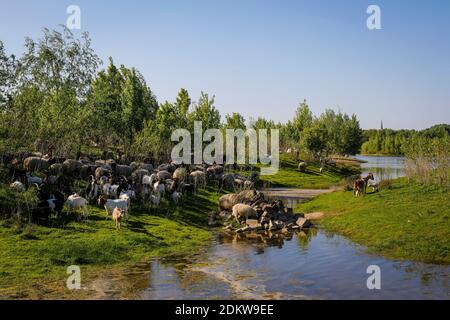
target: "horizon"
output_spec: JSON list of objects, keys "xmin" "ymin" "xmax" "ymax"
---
[{"xmin": 1, "ymin": 0, "xmax": 449, "ymax": 130}]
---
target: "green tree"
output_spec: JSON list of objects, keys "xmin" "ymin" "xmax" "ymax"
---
[
  {"xmin": 0, "ymin": 40, "xmax": 18, "ymax": 108},
  {"xmin": 188, "ymin": 92, "xmax": 221, "ymax": 131},
  {"xmin": 121, "ymin": 67, "xmax": 158, "ymax": 146},
  {"xmin": 174, "ymin": 88, "xmax": 191, "ymax": 128},
  {"xmin": 224, "ymin": 112, "xmax": 246, "ymax": 130}
]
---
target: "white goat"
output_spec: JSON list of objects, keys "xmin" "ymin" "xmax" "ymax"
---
[
  {"xmin": 142, "ymin": 174, "xmax": 157, "ymax": 186},
  {"xmin": 66, "ymin": 194, "xmax": 89, "ymax": 220},
  {"xmin": 10, "ymin": 181, "xmax": 26, "ymax": 192},
  {"xmin": 103, "ymin": 198, "xmax": 129, "ymax": 218},
  {"xmin": 26, "ymin": 172, "xmax": 42, "ymax": 185}
]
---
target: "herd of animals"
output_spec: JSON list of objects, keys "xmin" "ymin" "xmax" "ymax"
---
[
  {"xmin": 4, "ymin": 153, "xmax": 259, "ymax": 229},
  {"xmin": 3, "ymin": 151, "xmax": 376, "ymax": 231}
]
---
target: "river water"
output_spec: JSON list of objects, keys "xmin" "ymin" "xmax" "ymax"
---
[
  {"xmin": 141, "ymin": 230, "xmax": 448, "ymax": 299},
  {"xmin": 116, "ymin": 156, "xmax": 448, "ymax": 300},
  {"xmin": 356, "ymin": 154, "xmax": 406, "ymax": 182}
]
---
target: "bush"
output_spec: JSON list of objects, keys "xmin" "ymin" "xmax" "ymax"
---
[
  {"xmin": 404, "ymin": 136, "xmax": 450, "ymax": 187},
  {"xmin": 0, "ymin": 184, "xmax": 38, "ymax": 221}
]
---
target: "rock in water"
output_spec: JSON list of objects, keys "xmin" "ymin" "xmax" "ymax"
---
[{"xmin": 296, "ymin": 217, "xmax": 312, "ymax": 229}]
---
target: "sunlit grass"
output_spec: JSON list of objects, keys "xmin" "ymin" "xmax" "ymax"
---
[{"xmin": 296, "ymin": 179, "xmax": 450, "ymax": 263}]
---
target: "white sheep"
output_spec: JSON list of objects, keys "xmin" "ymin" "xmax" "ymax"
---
[{"xmin": 231, "ymin": 203, "xmax": 257, "ymax": 224}]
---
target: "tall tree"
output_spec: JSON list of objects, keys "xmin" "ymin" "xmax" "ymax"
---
[
  {"xmin": 188, "ymin": 92, "xmax": 221, "ymax": 131},
  {"xmin": 173, "ymin": 88, "xmax": 191, "ymax": 128},
  {"xmin": 17, "ymin": 26, "xmax": 101, "ymax": 100}
]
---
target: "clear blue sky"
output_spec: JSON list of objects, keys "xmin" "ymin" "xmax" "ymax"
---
[{"xmin": 1, "ymin": 0, "xmax": 449, "ymax": 129}]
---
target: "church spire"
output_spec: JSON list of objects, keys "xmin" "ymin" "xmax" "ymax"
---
[{"xmin": 381, "ymin": 120, "xmax": 384, "ymax": 130}]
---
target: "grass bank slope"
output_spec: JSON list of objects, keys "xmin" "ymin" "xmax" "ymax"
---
[
  {"xmin": 0, "ymin": 187, "xmax": 220, "ymax": 299},
  {"xmin": 259, "ymin": 154, "xmax": 359, "ymax": 189},
  {"xmin": 296, "ymin": 179, "xmax": 450, "ymax": 264}
]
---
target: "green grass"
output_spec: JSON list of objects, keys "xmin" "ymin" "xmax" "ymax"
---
[
  {"xmin": 296, "ymin": 179, "xmax": 450, "ymax": 264},
  {"xmin": 0, "ymin": 154, "xmax": 357, "ymax": 298},
  {"xmin": 258, "ymin": 154, "xmax": 359, "ymax": 189},
  {"xmin": 0, "ymin": 187, "xmax": 221, "ymax": 299}
]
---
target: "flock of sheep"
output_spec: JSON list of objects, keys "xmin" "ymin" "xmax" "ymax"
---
[
  {"xmin": 212, "ymin": 189, "xmax": 313, "ymax": 234},
  {"xmin": 6, "ymin": 153, "xmax": 260, "ymax": 229}
]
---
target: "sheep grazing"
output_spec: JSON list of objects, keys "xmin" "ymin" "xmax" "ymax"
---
[
  {"xmin": 157, "ymin": 170, "xmax": 171, "ymax": 181},
  {"xmin": 243, "ymin": 180, "xmax": 254, "ymax": 190},
  {"xmin": 23, "ymin": 156, "xmax": 50, "ymax": 172},
  {"xmin": 48, "ymin": 163, "xmax": 63, "ymax": 176},
  {"xmin": 111, "ymin": 207, "xmax": 124, "ymax": 230},
  {"xmin": 206, "ymin": 164, "xmax": 224, "ymax": 179},
  {"xmin": 158, "ymin": 163, "xmax": 175, "ymax": 173},
  {"xmin": 190, "ymin": 170, "xmax": 206, "ymax": 191},
  {"xmin": 114, "ymin": 164, "xmax": 132, "ymax": 178},
  {"xmin": 220, "ymin": 173, "xmax": 235, "ymax": 190},
  {"xmin": 10, "ymin": 181, "xmax": 25, "ymax": 192},
  {"xmin": 172, "ymin": 167, "xmax": 187, "ymax": 182},
  {"xmin": 95, "ymin": 166, "xmax": 112, "ymax": 181},
  {"xmin": 66, "ymin": 194, "xmax": 89, "ymax": 220},
  {"xmin": 130, "ymin": 162, "xmax": 153, "ymax": 172},
  {"xmin": 231, "ymin": 203, "xmax": 257, "ymax": 224},
  {"xmin": 298, "ymin": 162, "xmax": 307, "ymax": 172},
  {"xmin": 63, "ymin": 159, "xmax": 83, "ymax": 176},
  {"xmin": 218, "ymin": 193, "xmax": 242, "ymax": 211}
]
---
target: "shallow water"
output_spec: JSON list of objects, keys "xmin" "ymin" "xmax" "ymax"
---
[
  {"xmin": 356, "ymin": 155, "xmax": 406, "ymax": 182},
  {"xmin": 110, "ymin": 155, "xmax": 447, "ymax": 300},
  {"xmin": 141, "ymin": 230, "xmax": 448, "ymax": 299}
]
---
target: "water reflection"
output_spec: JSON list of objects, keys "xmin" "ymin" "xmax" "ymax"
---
[
  {"xmin": 356, "ymin": 155, "xmax": 406, "ymax": 181},
  {"xmin": 139, "ymin": 229, "xmax": 449, "ymax": 300}
]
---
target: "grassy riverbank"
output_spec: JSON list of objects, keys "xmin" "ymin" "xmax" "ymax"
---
[
  {"xmin": 0, "ymin": 155, "xmax": 357, "ymax": 299},
  {"xmin": 258, "ymin": 154, "xmax": 359, "ymax": 189},
  {"xmin": 296, "ymin": 179, "xmax": 450, "ymax": 264},
  {"xmin": 0, "ymin": 187, "xmax": 220, "ymax": 299}
]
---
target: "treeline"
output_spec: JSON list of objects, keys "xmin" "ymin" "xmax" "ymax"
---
[
  {"xmin": 280, "ymin": 100, "xmax": 363, "ymax": 159},
  {"xmin": 0, "ymin": 26, "xmax": 365, "ymax": 163},
  {"xmin": 361, "ymin": 124, "xmax": 450, "ymax": 155}
]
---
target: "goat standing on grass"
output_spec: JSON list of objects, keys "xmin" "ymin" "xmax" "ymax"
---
[
  {"xmin": 112, "ymin": 207, "xmax": 124, "ymax": 230},
  {"xmin": 66, "ymin": 194, "xmax": 89, "ymax": 221},
  {"xmin": 353, "ymin": 173, "xmax": 375, "ymax": 197},
  {"xmin": 98, "ymin": 196, "xmax": 129, "ymax": 219}
]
